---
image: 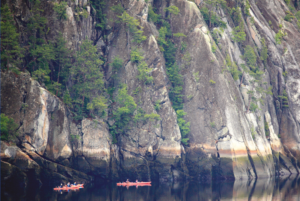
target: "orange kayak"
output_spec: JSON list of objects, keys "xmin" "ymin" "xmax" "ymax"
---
[
  {"xmin": 117, "ymin": 182, "xmax": 151, "ymax": 186},
  {"xmin": 53, "ymin": 184, "xmax": 84, "ymax": 190}
]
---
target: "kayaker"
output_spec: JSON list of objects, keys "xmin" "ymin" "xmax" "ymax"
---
[
  {"xmin": 135, "ymin": 179, "xmax": 138, "ymax": 183},
  {"xmin": 67, "ymin": 182, "xmax": 70, "ymax": 187},
  {"xmin": 73, "ymin": 182, "xmax": 77, "ymax": 186},
  {"xmin": 126, "ymin": 179, "xmax": 129, "ymax": 183},
  {"xmin": 60, "ymin": 183, "xmax": 63, "ymax": 188}
]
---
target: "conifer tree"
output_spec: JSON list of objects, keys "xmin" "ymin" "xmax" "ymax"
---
[
  {"xmin": 71, "ymin": 39, "xmax": 106, "ymax": 118},
  {"xmin": 0, "ymin": 5, "xmax": 24, "ymax": 73}
]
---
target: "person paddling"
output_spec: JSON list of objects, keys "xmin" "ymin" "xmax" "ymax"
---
[
  {"xmin": 135, "ymin": 179, "xmax": 138, "ymax": 183},
  {"xmin": 73, "ymin": 182, "xmax": 77, "ymax": 186},
  {"xmin": 60, "ymin": 183, "xmax": 63, "ymax": 188},
  {"xmin": 126, "ymin": 179, "xmax": 129, "ymax": 183},
  {"xmin": 67, "ymin": 182, "xmax": 70, "ymax": 187}
]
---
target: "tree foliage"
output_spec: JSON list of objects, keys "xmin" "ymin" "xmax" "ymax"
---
[
  {"xmin": 200, "ymin": 6, "xmax": 226, "ymax": 29},
  {"xmin": 70, "ymin": 39, "xmax": 106, "ymax": 119},
  {"xmin": 130, "ymin": 49, "xmax": 153, "ymax": 84},
  {"xmin": 0, "ymin": 114, "xmax": 19, "ymax": 141},
  {"xmin": 148, "ymin": 6, "xmax": 161, "ymax": 23},
  {"xmin": 110, "ymin": 85, "xmax": 137, "ymax": 143},
  {"xmin": 243, "ymin": 45, "xmax": 257, "ymax": 69},
  {"xmin": 0, "ymin": 4, "xmax": 24, "ymax": 73},
  {"xmin": 260, "ymin": 38, "xmax": 268, "ymax": 65},
  {"xmin": 90, "ymin": 0, "xmax": 106, "ymax": 30},
  {"xmin": 53, "ymin": 1, "xmax": 68, "ymax": 20},
  {"xmin": 164, "ymin": 5, "xmax": 180, "ymax": 15},
  {"xmin": 176, "ymin": 110, "xmax": 190, "ymax": 145},
  {"xmin": 118, "ymin": 12, "xmax": 147, "ymax": 44},
  {"xmin": 232, "ymin": 26, "xmax": 246, "ymax": 42},
  {"xmin": 111, "ymin": 3, "xmax": 124, "ymax": 15}
]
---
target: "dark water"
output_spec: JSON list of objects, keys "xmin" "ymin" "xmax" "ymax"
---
[{"xmin": 3, "ymin": 175, "xmax": 300, "ymax": 200}]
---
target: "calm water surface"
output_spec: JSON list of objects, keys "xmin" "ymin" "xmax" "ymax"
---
[{"xmin": 2, "ymin": 176, "xmax": 300, "ymax": 200}]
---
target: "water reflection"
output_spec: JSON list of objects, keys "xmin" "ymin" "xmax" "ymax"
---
[{"xmin": 2, "ymin": 175, "xmax": 300, "ymax": 200}]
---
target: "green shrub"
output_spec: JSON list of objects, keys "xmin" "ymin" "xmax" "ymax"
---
[
  {"xmin": 148, "ymin": 6, "xmax": 160, "ymax": 23},
  {"xmin": 164, "ymin": 5, "xmax": 180, "ymax": 15},
  {"xmin": 111, "ymin": 3, "xmax": 124, "ymax": 15},
  {"xmin": 0, "ymin": 113, "xmax": 19, "ymax": 141},
  {"xmin": 243, "ymin": 45, "xmax": 257, "ymax": 69},
  {"xmin": 176, "ymin": 110, "xmax": 190, "ymax": 145},
  {"xmin": 118, "ymin": 11, "xmax": 147, "ymax": 44},
  {"xmin": 232, "ymin": 26, "xmax": 246, "ymax": 42},
  {"xmin": 130, "ymin": 49, "xmax": 153, "ymax": 84},
  {"xmin": 284, "ymin": 11, "xmax": 295, "ymax": 22},
  {"xmin": 226, "ymin": 55, "xmax": 240, "ymax": 81},
  {"xmin": 275, "ymin": 29, "xmax": 285, "ymax": 44},
  {"xmin": 180, "ymin": 41, "xmax": 187, "ymax": 52},
  {"xmin": 70, "ymin": 134, "xmax": 81, "ymax": 142},
  {"xmin": 157, "ymin": 27, "xmax": 168, "ymax": 51},
  {"xmin": 63, "ymin": 90, "xmax": 73, "ymax": 108},
  {"xmin": 134, "ymin": 107, "xmax": 146, "ymax": 123},
  {"xmin": 264, "ymin": 119, "xmax": 270, "ymax": 137},
  {"xmin": 200, "ymin": 6, "xmax": 226, "ymax": 29},
  {"xmin": 260, "ymin": 38, "xmax": 268, "ymax": 65},
  {"xmin": 130, "ymin": 49, "xmax": 144, "ymax": 63},
  {"xmin": 90, "ymin": 0, "xmax": 106, "ymax": 30},
  {"xmin": 133, "ymin": 86, "xmax": 141, "ymax": 95},
  {"xmin": 137, "ymin": 61, "xmax": 153, "ymax": 84},
  {"xmin": 70, "ymin": 39, "xmax": 106, "ymax": 118},
  {"xmin": 278, "ymin": 90, "xmax": 289, "ymax": 108},
  {"xmin": 110, "ymin": 85, "xmax": 137, "ymax": 143},
  {"xmin": 296, "ymin": 11, "xmax": 300, "ymax": 20},
  {"xmin": 154, "ymin": 101, "xmax": 161, "ymax": 111},
  {"xmin": 53, "ymin": 1, "xmax": 68, "ymax": 20},
  {"xmin": 249, "ymin": 102, "xmax": 258, "ymax": 112},
  {"xmin": 182, "ymin": 52, "xmax": 192, "ymax": 67},
  {"xmin": 111, "ymin": 55, "xmax": 123, "ymax": 73},
  {"xmin": 212, "ymin": 44, "xmax": 217, "ymax": 53},
  {"xmin": 244, "ymin": 0, "xmax": 250, "ymax": 16}
]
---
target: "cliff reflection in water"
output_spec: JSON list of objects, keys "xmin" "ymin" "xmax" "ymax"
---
[{"xmin": 3, "ymin": 176, "xmax": 300, "ymax": 200}]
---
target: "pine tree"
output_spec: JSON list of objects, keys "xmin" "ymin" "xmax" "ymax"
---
[
  {"xmin": 71, "ymin": 39, "xmax": 106, "ymax": 118},
  {"xmin": 0, "ymin": 5, "xmax": 24, "ymax": 73}
]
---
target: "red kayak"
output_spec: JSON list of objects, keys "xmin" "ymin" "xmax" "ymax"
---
[
  {"xmin": 53, "ymin": 184, "xmax": 84, "ymax": 190},
  {"xmin": 117, "ymin": 182, "xmax": 151, "ymax": 186}
]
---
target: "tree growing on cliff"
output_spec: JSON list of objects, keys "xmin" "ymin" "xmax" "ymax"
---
[
  {"xmin": 90, "ymin": 0, "xmax": 106, "ymax": 30},
  {"xmin": 130, "ymin": 49, "xmax": 153, "ymax": 84},
  {"xmin": 243, "ymin": 45, "xmax": 257, "ymax": 70},
  {"xmin": 110, "ymin": 85, "xmax": 137, "ymax": 143},
  {"xmin": 0, "ymin": 114, "xmax": 19, "ymax": 141},
  {"xmin": 0, "ymin": 4, "xmax": 24, "ymax": 73},
  {"xmin": 177, "ymin": 110, "xmax": 190, "ymax": 145},
  {"xmin": 53, "ymin": 1, "xmax": 68, "ymax": 20},
  {"xmin": 71, "ymin": 39, "xmax": 106, "ymax": 119},
  {"xmin": 118, "ymin": 11, "xmax": 147, "ymax": 44}
]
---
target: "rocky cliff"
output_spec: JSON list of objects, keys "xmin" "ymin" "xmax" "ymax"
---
[{"xmin": 2, "ymin": 0, "xmax": 300, "ymax": 188}]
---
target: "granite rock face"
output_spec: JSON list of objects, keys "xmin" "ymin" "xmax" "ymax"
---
[{"xmin": 2, "ymin": 0, "xmax": 300, "ymax": 184}]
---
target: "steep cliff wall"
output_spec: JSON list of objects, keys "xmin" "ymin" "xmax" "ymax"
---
[{"xmin": 2, "ymin": 0, "xmax": 300, "ymax": 187}]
